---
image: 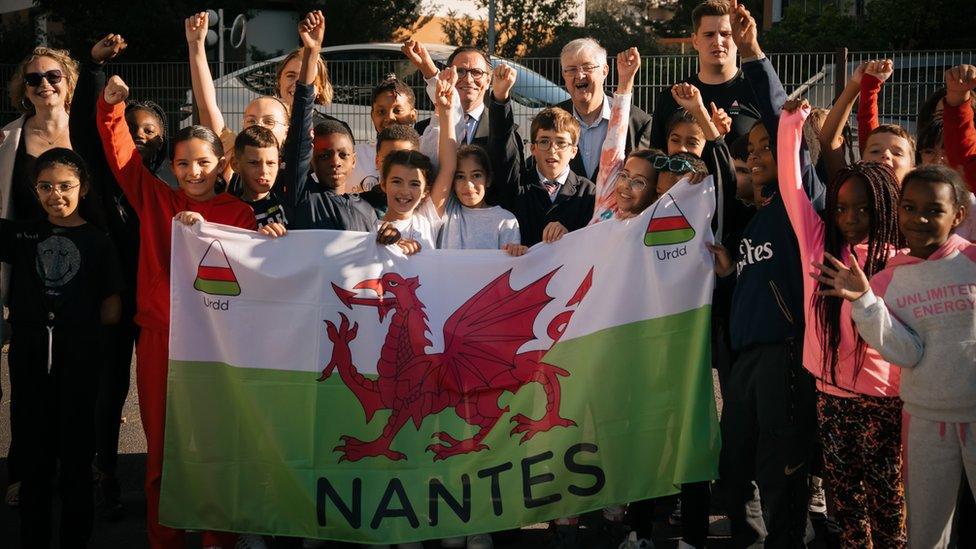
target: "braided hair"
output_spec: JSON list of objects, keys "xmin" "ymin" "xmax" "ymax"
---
[{"xmin": 813, "ymin": 161, "xmax": 905, "ymax": 386}]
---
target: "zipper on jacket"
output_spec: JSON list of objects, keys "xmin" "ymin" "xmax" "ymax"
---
[{"xmin": 768, "ymin": 280, "xmax": 795, "ymax": 325}]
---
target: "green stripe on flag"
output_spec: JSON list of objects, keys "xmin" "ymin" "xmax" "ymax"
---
[
  {"xmin": 160, "ymin": 306, "xmax": 718, "ymax": 543},
  {"xmin": 194, "ymin": 278, "xmax": 242, "ymax": 296},
  {"xmin": 644, "ymin": 228, "xmax": 696, "ymax": 247}
]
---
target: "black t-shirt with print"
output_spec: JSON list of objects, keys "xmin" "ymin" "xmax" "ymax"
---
[
  {"xmin": 0, "ymin": 219, "xmax": 123, "ymax": 329},
  {"xmin": 650, "ymin": 69, "xmax": 764, "ymax": 151}
]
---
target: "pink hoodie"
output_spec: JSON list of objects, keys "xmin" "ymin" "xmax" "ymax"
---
[{"xmin": 778, "ymin": 107, "xmax": 901, "ymax": 397}]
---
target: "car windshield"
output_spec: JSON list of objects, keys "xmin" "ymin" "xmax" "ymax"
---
[{"xmin": 492, "ymin": 59, "xmax": 570, "ymax": 108}]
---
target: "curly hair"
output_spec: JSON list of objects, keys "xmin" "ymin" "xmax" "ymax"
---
[
  {"xmin": 9, "ymin": 47, "xmax": 80, "ymax": 114},
  {"xmin": 276, "ymin": 47, "xmax": 334, "ymax": 105}
]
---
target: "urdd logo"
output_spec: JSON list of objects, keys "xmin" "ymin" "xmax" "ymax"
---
[
  {"xmin": 644, "ymin": 193, "xmax": 696, "ymax": 248},
  {"xmin": 193, "ymin": 240, "xmax": 242, "ymax": 296}
]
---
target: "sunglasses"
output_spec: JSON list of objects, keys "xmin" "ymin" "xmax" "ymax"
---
[
  {"xmin": 652, "ymin": 155, "xmax": 696, "ymax": 174},
  {"xmin": 24, "ymin": 70, "xmax": 63, "ymax": 87}
]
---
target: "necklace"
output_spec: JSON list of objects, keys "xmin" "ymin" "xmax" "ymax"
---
[{"xmin": 29, "ymin": 120, "xmax": 68, "ymax": 146}]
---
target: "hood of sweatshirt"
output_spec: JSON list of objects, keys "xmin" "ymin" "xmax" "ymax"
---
[{"xmin": 886, "ymin": 234, "xmax": 971, "ymax": 269}]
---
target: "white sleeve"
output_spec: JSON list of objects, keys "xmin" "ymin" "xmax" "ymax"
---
[
  {"xmin": 850, "ymin": 289, "xmax": 925, "ymax": 368},
  {"xmin": 348, "ymin": 143, "xmax": 378, "ymax": 193},
  {"xmin": 418, "ymin": 197, "xmax": 446, "ymax": 232},
  {"xmin": 499, "ymin": 214, "xmax": 521, "ymax": 246},
  {"xmin": 420, "ymin": 76, "xmax": 464, "ymax": 173}
]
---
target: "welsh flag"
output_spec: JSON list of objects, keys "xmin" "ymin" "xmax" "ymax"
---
[{"xmin": 162, "ymin": 179, "xmax": 720, "ymax": 543}]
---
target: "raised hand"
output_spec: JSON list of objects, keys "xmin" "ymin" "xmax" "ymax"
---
[
  {"xmin": 92, "ymin": 34, "xmax": 127, "ymax": 64},
  {"xmin": 710, "ymin": 103, "xmax": 732, "ymax": 136},
  {"xmin": 671, "ymin": 82, "xmax": 706, "ymax": 113},
  {"xmin": 945, "ymin": 64, "xmax": 976, "ymax": 106},
  {"xmin": 850, "ymin": 61, "xmax": 869, "ymax": 86},
  {"xmin": 811, "ymin": 252, "xmax": 870, "ymax": 302},
  {"xmin": 616, "ymin": 47, "xmax": 640, "ymax": 94},
  {"xmin": 299, "ymin": 10, "xmax": 325, "ymax": 50},
  {"xmin": 730, "ymin": 0, "xmax": 760, "ymax": 58},
  {"xmin": 103, "ymin": 75, "xmax": 130, "ymax": 105},
  {"xmin": 492, "ymin": 63, "xmax": 517, "ymax": 102},
  {"xmin": 782, "ymin": 98, "xmax": 810, "ymax": 114},
  {"xmin": 185, "ymin": 11, "xmax": 208, "ymax": 48},
  {"xmin": 863, "ymin": 59, "xmax": 894, "ymax": 83},
  {"xmin": 434, "ymin": 68, "xmax": 457, "ymax": 111},
  {"xmin": 401, "ymin": 39, "xmax": 437, "ymax": 79}
]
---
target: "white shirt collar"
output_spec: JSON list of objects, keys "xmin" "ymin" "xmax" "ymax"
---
[
  {"xmin": 465, "ymin": 102, "xmax": 486, "ymax": 121},
  {"xmin": 535, "ymin": 166, "xmax": 571, "ymax": 187},
  {"xmin": 571, "ymin": 96, "xmax": 612, "ymax": 129}
]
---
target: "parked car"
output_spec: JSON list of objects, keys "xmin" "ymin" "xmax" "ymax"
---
[{"xmin": 181, "ymin": 43, "xmax": 570, "ymax": 144}]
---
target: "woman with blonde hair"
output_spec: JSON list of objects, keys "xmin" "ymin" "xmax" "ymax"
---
[{"xmin": 0, "ymin": 46, "xmax": 80, "ymax": 508}]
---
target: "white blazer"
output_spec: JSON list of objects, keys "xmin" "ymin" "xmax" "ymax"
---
[{"xmin": 0, "ymin": 115, "xmax": 27, "ymax": 323}]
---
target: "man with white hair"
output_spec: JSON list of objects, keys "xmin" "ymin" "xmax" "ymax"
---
[{"xmin": 557, "ymin": 38, "xmax": 653, "ymax": 182}]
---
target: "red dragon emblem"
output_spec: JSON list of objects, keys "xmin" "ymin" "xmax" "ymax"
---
[{"xmin": 318, "ymin": 267, "xmax": 593, "ymax": 462}]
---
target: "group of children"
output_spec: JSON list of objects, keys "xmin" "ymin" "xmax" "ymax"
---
[{"xmin": 1, "ymin": 2, "xmax": 975, "ymax": 548}]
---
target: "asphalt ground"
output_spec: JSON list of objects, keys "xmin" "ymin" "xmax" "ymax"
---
[{"xmin": 1, "ymin": 344, "xmax": 840, "ymax": 548}]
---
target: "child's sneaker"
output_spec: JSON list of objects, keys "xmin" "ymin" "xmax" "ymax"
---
[
  {"xmin": 617, "ymin": 531, "xmax": 654, "ymax": 549},
  {"xmin": 441, "ymin": 537, "xmax": 466, "ymax": 548},
  {"xmin": 5, "ymin": 482, "xmax": 20, "ymax": 507},
  {"xmin": 808, "ymin": 475, "xmax": 827, "ymax": 515},
  {"xmin": 667, "ymin": 500, "xmax": 682, "ymax": 527},
  {"xmin": 466, "ymin": 534, "xmax": 493, "ymax": 549}
]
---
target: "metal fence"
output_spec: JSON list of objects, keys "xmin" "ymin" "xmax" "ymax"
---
[{"xmin": 2, "ymin": 50, "xmax": 972, "ymax": 145}]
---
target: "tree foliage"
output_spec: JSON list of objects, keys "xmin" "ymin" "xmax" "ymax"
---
[
  {"xmin": 763, "ymin": 0, "xmax": 976, "ymax": 52},
  {"xmin": 441, "ymin": 0, "xmax": 577, "ymax": 58},
  {"xmin": 320, "ymin": 0, "xmax": 431, "ymax": 46},
  {"xmin": 27, "ymin": 0, "xmax": 430, "ymax": 62},
  {"xmin": 529, "ymin": 0, "xmax": 666, "ymax": 58}
]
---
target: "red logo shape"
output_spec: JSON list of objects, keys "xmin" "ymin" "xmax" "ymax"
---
[{"xmin": 319, "ymin": 267, "xmax": 594, "ymax": 462}]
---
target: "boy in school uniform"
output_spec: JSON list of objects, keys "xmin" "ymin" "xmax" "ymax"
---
[{"xmin": 488, "ymin": 64, "xmax": 595, "ymax": 247}]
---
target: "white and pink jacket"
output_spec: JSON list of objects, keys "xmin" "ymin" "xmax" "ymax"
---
[
  {"xmin": 778, "ymin": 107, "xmax": 901, "ymax": 397},
  {"xmin": 852, "ymin": 235, "xmax": 976, "ymax": 422}
]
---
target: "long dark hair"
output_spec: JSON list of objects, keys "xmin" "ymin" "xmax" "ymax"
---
[{"xmin": 813, "ymin": 161, "xmax": 904, "ymax": 385}]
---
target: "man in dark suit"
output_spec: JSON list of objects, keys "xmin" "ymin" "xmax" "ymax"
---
[
  {"xmin": 557, "ymin": 38, "xmax": 653, "ymax": 182},
  {"xmin": 403, "ymin": 40, "xmax": 525, "ymax": 168}
]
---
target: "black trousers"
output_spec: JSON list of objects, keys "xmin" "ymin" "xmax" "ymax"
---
[
  {"xmin": 94, "ymin": 318, "xmax": 138, "ymax": 475},
  {"xmin": 9, "ymin": 325, "xmax": 100, "ymax": 548},
  {"xmin": 719, "ymin": 340, "xmax": 816, "ymax": 548}
]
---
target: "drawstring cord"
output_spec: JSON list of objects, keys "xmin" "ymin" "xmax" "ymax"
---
[{"xmin": 46, "ymin": 325, "xmax": 53, "ymax": 374}]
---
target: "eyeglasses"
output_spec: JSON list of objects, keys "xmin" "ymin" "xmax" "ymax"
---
[
  {"xmin": 533, "ymin": 139, "xmax": 574, "ymax": 151},
  {"xmin": 456, "ymin": 67, "xmax": 489, "ymax": 80},
  {"xmin": 244, "ymin": 116, "xmax": 287, "ymax": 129},
  {"xmin": 652, "ymin": 155, "xmax": 696, "ymax": 174},
  {"xmin": 24, "ymin": 70, "xmax": 63, "ymax": 87},
  {"xmin": 561, "ymin": 64, "xmax": 602, "ymax": 76},
  {"xmin": 612, "ymin": 171, "xmax": 649, "ymax": 191},
  {"xmin": 35, "ymin": 182, "xmax": 80, "ymax": 195}
]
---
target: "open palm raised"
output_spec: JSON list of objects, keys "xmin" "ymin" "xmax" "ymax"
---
[{"xmin": 810, "ymin": 252, "xmax": 871, "ymax": 302}]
